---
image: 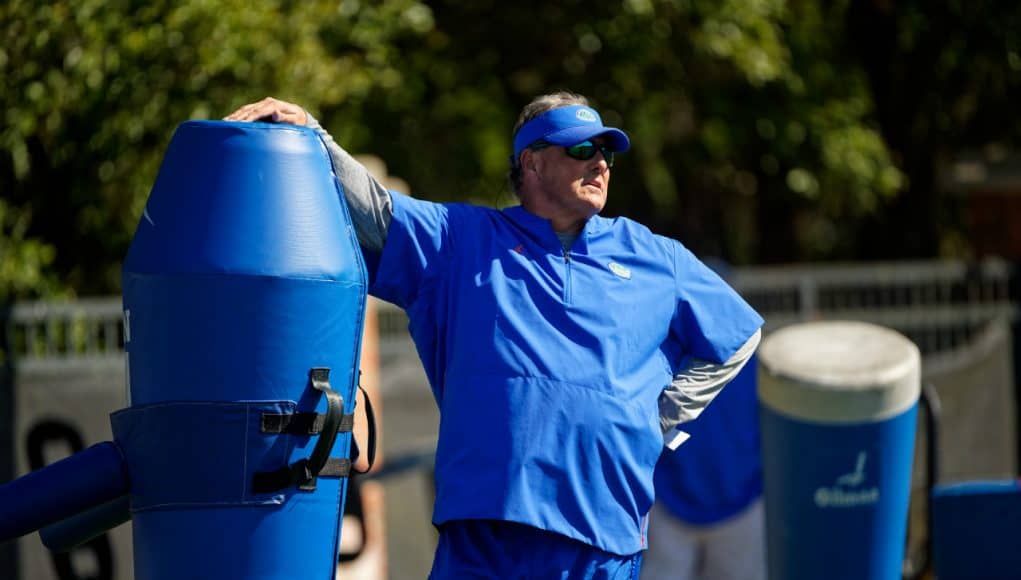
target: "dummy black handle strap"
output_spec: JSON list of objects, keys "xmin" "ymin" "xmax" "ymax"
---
[
  {"xmin": 252, "ymin": 458, "xmax": 354, "ymax": 494},
  {"xmin": 252, "ymin": 367, "xmax": 346, "ymax": 493},
  {"xmin": 304, "ymin": 367, "xmax": 344, "ymax": 484},
  {"xmin": 261, "ymin": 411, "xmax": 354, "ymax": 435},
  {"xmin": 352, "ymin": 380, "xmax": 377, "ymax": 475}
]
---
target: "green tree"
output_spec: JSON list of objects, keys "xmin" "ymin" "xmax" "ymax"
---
[
  {"xmin": 340, "ymin": 0, "xmax": 903, "ymax": 263},
  {"xmin": 849, "ymin": 0, "xmax": 1021, "ymax": 258},
  {"xmin": 7, "ymin": 0, "xmax": 1020, "ymax": 298},
  {"xmin": 0, "ymin": 0, "xmax": 433, "ymax": 297},
  {"xmin": 0, "ymin": 199, "xmax": 60, "ymax": 302}
]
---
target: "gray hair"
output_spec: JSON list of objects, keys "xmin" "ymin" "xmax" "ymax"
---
[{"xmin": 508, "ymin": 91, "xmax": 591, "ymax": 193}]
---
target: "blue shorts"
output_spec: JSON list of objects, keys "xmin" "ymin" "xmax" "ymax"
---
[{"xmin": 429, "ymin": 520, "xmax": 643, "ymax": 579}]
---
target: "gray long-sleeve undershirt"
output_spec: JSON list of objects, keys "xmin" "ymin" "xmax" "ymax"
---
[
  {"xmin": 306, "ymin": 113, "xmax": 759, "ymax": 449},
  {"xmin": 660, "ymin": 328, "xmax": 761, "ymax": 449},
  {"xmin": 306, "ymin": 113, "xmax": 392, "ymax": 251}
]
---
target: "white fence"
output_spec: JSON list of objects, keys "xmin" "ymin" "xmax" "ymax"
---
[
  {"xmin": 731, "ymin": 258, "xmax": 1015, "ymax": 354},
  {"xmin": 5, "ymin": 258, "xmax": 1016, "ymax": 369}
]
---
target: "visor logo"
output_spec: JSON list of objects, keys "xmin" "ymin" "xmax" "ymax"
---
[{"xmin": 576, "ymin": 109, "xmax": 597, "ymax": 123}]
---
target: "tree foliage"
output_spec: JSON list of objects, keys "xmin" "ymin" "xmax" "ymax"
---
[
  {"xmin": 0, "ymin": 0, "xmax": 432, "ymax": 297},
  {"xmin": 849, "ymin": 0, "xmax": 1021, "ymax": 258},
  {"xmin": 2, "ymin": 0, "xmax": 1019, "ymax": 298},
  {"xmin": 336, "ymin": 0, "xmax": 904, "ymax": 262}
]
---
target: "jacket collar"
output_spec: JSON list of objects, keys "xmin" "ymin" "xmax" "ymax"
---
[{"xmin": 501, "ymin": 205, "xmax": 607, "ymax": 253}]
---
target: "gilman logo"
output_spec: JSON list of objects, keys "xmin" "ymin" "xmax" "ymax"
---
[
  {"xmin": 814, "ymin": 451, "xmax": 880, "ymax": 508},
  {"xmin": 576, "ymin": 109, "xmax": 598, "ymax": 123}
]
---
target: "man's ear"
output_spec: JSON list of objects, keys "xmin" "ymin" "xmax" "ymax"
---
[{"xmin": 521, "ymin": 149, "xmax": 539, "ymax": 173}]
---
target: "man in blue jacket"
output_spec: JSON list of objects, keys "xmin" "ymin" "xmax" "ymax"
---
[{"xmin": 226, "ymin": 92, "xmax": 763, "ymax": 579}]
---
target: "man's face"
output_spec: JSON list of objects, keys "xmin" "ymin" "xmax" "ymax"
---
[{"xmin": 529, "ymin": 137, "xmax": 612, "ymax": 220}]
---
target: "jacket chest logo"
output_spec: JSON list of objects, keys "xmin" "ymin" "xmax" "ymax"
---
[{"xmin": 608, "ymin": 261, "xmax": 631, "ymax": 279}]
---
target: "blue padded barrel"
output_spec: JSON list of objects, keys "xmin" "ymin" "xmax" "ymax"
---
[
  {"xmin": 119, "ymin": 120, "xmax": 367, "ymax": 580},
  {"xmin": 759, "ymin": 321, "xmax": 920, "ymax": 580}
]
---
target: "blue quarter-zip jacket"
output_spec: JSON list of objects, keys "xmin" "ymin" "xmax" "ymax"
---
[{"xmin": 369, "ymin": 192, "xmax": 763, "ymax": 556}]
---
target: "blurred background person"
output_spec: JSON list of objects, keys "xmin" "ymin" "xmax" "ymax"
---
[{"xmin": 642, "ymin": 357, "xmax": 763, "ymax": 580}]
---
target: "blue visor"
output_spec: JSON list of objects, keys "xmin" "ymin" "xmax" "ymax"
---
[{"xmin": 512, "ymin": 105, "xmax": 630, "ymax": 158}]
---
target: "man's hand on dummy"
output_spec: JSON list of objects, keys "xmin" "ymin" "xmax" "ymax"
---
[{"xmin": 224, "ymin": 97, "xmax": 307, "ymax": 126}]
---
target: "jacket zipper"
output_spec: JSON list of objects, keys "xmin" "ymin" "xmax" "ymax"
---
[{"xmin": 563, "ymin": 248, "xmax": 573, "ymax": 304}]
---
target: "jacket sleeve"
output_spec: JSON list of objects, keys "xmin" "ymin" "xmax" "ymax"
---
[
  {"xmin": 669, "ymin": 242, "xmax": 764, "ymax": 363},
  {"xmin": 661, "ymin": 241, "xmax": 764, "ymax": 448},
  {"xmin": 659, "ymin": 328, "xmax": 761, "ymax": 449}
]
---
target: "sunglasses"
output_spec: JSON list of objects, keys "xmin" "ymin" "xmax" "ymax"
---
[{"xmin": 531, "ymin": 140, "xmax": 615, "ymax": 167}]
